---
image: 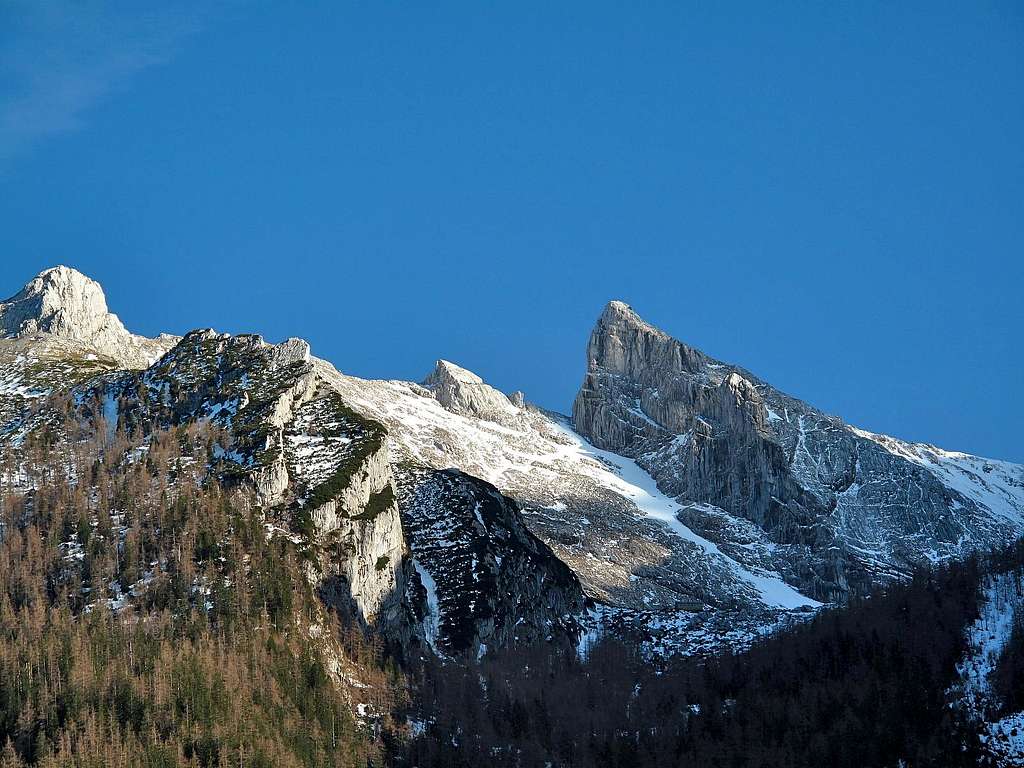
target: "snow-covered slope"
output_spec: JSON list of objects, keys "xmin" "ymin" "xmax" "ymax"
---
[
  {"xmin": 850, "ymin": 427, "xmax": 1024, "ymax": 528},
  {"xmin": 323, "ymin": 360, "xmax": 819, "ymax": 619}
]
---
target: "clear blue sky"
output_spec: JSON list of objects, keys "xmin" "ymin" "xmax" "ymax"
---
[{"xmin": 1, "ymin": 2, "xmax": 1021, "ymax": 461}]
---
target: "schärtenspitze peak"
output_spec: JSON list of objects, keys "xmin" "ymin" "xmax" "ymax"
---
[
  {"xmin": 0, "ymin": 266, "xmax": 176, "ymax": 368},
  {"xmin": 1, "ymin": 266, "xmax": 114, "ymax": 338}
]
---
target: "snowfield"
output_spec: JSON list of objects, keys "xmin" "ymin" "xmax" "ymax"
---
[{"xmin": 325, "ymin": 361, "xmax": 818, "ymax": 615}]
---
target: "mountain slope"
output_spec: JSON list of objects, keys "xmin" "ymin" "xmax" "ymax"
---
[
  {"xmin": 0, "ymin": 267, "xmax": 586, "ymax": 658},
  {"xmin": 398, "ymin": 466, "xmax": 587, "ymax": 658},
  {"xmin": 326, "ymin": 363, "xmax": 818, "ymax": 616}
]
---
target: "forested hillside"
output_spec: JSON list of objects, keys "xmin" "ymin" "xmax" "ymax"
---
[
  {"xmin": 4, "ymin": 396, "xmax": 1024, "ymax": 767},
  {"xmin": 0, "ymin": 400, "xmax": 400, "ymax": 767},
  {"xmin": 1, "ymin": 267, "xmax": 1022, "ymax": 767}
]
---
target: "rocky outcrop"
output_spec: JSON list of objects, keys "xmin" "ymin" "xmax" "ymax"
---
[
  {"xmin": 573, "ymin": 301, "xmax": 773, "ymax": 451},
  {"xmin": 0, "ymin": 266, "xmax": 176, "ymax": 368},
  {"xmin": 304, "ymin": 446, "xmax": 409, "ymax": 633},
  {"xmin": 68, "ymin": 329, "xmax": 412, "ymax": 637},
  {"xmin": 396, "ymin": 466, "xmax": 587, "ymax": 657},
  {"xmin": 423, "ymin": 359, "xmax": 523, "ymax": 424},
  {"xmin": 282, "ymin": 387, "xmax": 409, "ymax": 634}
]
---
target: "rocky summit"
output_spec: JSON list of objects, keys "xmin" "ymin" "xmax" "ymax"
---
[
  {"xmin": 1, "ymin": 266, "xmax": 1022, "ymax": 659},
  {"xmin": 574, "ymin": 300, "xmax": 1024, "ymax": 602},
  {"xmin": 0, "ymin": 265, "xmax": 176, "ymax": 368}
]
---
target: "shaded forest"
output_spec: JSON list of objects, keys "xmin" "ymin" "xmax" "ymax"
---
[{"xmin": 397, "ymin": 543, "xmax": 1024, "ymax": 768}]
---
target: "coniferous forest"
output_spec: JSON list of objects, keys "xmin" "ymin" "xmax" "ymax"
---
[
  {"xmin": 0, "ymin": 405, "xmax": 397, "ymax": 767},
  {"xmin": 395, "ymin": 544, "xmax": 1024, "ymax": 768}
]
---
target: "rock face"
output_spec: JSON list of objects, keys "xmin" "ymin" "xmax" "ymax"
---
[
  {"xmin": 67, "ymin": 329, "xmax": 411, "ymax": 638},
  {"xmin": 573, "ymin": 301, "xmax": 1024, "ymax": 601},
  {"xmin": 305, "ymin": 444, "xmax": 409, "ymax": 633},
  {"xmin": 282, "ymin": 386, "xmax": 408, "ymax": 632},
  {"xmin": 327, "ymin": 356, "xmax": 823, "ymax": 658},
  {"xmin": 0, "ymin": 266, "xmax": 176, "ymax": 368},
  {"xmin": 397, "ymin": 466, "xmax": 587, "ymax": 657}
]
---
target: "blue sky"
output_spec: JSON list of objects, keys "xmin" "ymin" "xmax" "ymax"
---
[{"xmin": 1, "ymin": 1, "xmax": 1021, "ymax": 461}]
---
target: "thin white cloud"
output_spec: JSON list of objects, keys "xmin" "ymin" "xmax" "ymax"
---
[{"xmin": 0, "ymin": 0, "xmax": 208, "ymax": 162}]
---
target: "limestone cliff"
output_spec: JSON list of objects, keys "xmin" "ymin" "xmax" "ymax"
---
[{"xmin": 573, "ymin": 301, "xmax": 1024, "ymax": 601}]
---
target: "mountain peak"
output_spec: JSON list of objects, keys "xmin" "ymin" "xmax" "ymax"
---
[
  {"xmin": 600, "ymin": 299, "xmax": 640, "ymax": 324},
  {"xmin": 603, "ymin": 299, "xmax": 632, "ymax": 314},
  {"xmin": 430, "ymin": 359, "xmax": 485, "ymax": 385},
  {"xmin": 0, "ymin": 265, "xmax": 176, "ymax": 368},
  {"xmin": 35, "ymin": 265, "xmax": 95, "ymax": 284},
  {"xmin": 583, "ymin": 300, "xmax": 696, "ymax": 384},
  {"xmin": 2, "ymin": 265, "xmax": 113, "ymax": 339},
  {"xmin": 423, "ymin": 359, "xmax": 522, "ymax": 423},
  {"xmin": 598, "ymin": 299, "xmax": 669, "ymax": 339}
]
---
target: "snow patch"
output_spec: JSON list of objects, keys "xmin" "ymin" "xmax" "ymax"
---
[
  {"xmin": 102, "ymin": 390, "xmax": 118, "ymax": 441},
  {"xmin": 550, "ymin": 422, "xmax": 820, "ymax": 610},
  {"xmin": 413, "ymin": 559, "xmax": 442, "ymax": 655},
  {"xmin": 951, "ymin": 570, "xmax": 1024, "ymax": 766}
]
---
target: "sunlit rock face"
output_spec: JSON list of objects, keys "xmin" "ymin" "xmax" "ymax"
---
[
  {"xmin": 0, "ymin": 266, "xmax": 177, "ymax": 368},
  {"xmin": 573, "ymin": 300, "xmax": 1024, "ymax": 602},
  {"xmin": 423, "ymin": 358, "xmax": 523, "ymax": 425}
]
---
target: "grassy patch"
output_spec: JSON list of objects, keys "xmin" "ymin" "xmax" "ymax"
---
[
  {"xmin": 300, "ymin": 393, "xmax": 387, "ymax": 510},
  {"xmin": 349, "ymin": 484, "xmax": 395, "ymax": 522}
]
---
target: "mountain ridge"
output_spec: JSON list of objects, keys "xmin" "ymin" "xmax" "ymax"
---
[
  {"xmin": 1, "ymin": 265, "xmax": 1021, "ymax": 658},
  {"xmin": 574, "ymin": 297, "xmax": 1023, "ymax": 600}
]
